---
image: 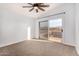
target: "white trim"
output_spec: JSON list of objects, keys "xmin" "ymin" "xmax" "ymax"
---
[
  {"xmin": 75, "ymin": 45, "xmax": 79, "ymax": 55},
  {"xmin": 62, "ymin": 41, "xmax": 76, "ymax": 47},
  {"xmin": 0, "ymin": 38, "xmax": 27, "ymax": 48}
]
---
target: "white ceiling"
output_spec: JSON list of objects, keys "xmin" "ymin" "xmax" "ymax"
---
[{"xmin": 0, "ymin": 3, "xmax": 62, "ymax": 19}]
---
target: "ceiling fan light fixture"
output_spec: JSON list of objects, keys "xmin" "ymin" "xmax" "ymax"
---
[
  {"xmin": 34, "ymin": 7, "xmax": 37, "ymax": 9},
  {"xmin": 22, "ymin": 3, "xmax": 49, "ymax": 13}
]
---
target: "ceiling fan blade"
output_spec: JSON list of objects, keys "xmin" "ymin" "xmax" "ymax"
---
[
  {"xmin": 22, "ymin": 6, "xmax": 32, "ymax": 8},
  {"xmin": 29, "ymin": 7, "xmax": 34, "ymax": 12},
  {"xmin": 38, "ymin": 3, "xmax": 44, "ymax": 5},
  {"xmin": 36, "ymin": 9, "xmax": 38, "ymax": 13},
  {"xmin": 38, "ymin": 7, "xmax": 45, "ymax": 11},
  {"xmin": 40, "ymin": 5, "xmax": 49, "ymax": 7},
  {"xmin": 28, "ymin": 3, "xmax": 33, "ymax": 5}
]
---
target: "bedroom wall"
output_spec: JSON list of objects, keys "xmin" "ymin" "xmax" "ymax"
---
[
  {"xmin": 0, "ymin": 4, "xmax": 35, "ymax": 47},
  {"xmin": 75, "ymin": 3, "xmax": 79, "ymax": 55},
  {"xmin": 35, "ymin": 3, "xmax": 76, "ymax": 46}
]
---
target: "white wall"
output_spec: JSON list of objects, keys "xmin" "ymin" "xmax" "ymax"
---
[
  {"xmin": 0, "ymin": 4, "xmax": 35, "ymax": 47},
  {"xmin": 35, "ymin": 3, "xmax": 76, "ymax": 46},
  {"xmin": 75, "ymin": 4, "xmax": 79, "ymax": 55}
]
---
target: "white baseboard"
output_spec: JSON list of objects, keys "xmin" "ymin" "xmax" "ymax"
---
[
  {"xmin": 62, "ymin": 42, "xmax": 76, "ymax": 47},
  {"xmin": 0, "ymin": 39, "xmax": 27, "ymax": 48},
  {"xmin": 75, "ymin": 45, "xmax": 79, "ymax": 55}
]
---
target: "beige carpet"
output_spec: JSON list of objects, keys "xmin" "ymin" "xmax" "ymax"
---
[{"xmin": 0, "ymin": 39, "xmax": 78, "ymax": 56}]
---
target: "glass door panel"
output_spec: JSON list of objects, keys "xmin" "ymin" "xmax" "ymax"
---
[
  {"xmin": 48, "ymin": 18, "xmax": 63, "ymax": 42},
  {"xmin": 39, "ymin": 20, "xmax": 48, "ymax": 40}
]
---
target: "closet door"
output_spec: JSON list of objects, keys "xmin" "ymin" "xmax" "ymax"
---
[{"xmin": 39, "ymin": 20, "xmax": 48, "ymax": 40}]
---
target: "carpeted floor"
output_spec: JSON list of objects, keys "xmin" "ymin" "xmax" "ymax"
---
[{"xmin": 0, "ymin": 39, "xmax": 78, "ymax": 56}]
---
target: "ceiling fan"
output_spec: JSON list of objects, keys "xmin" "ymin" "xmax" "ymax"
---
[{"xmin": 22, "ymin": 3, "xmax": 49, "ymax": 13}]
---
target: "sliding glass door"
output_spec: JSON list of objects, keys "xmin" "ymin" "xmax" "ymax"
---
[
  {"xmin": 39, "ymin": 13, "xmax": 64, "ymax": 43},
  {"xmin": 39, "ymin": 18, "xmax": 63, "ymax": 42}
]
